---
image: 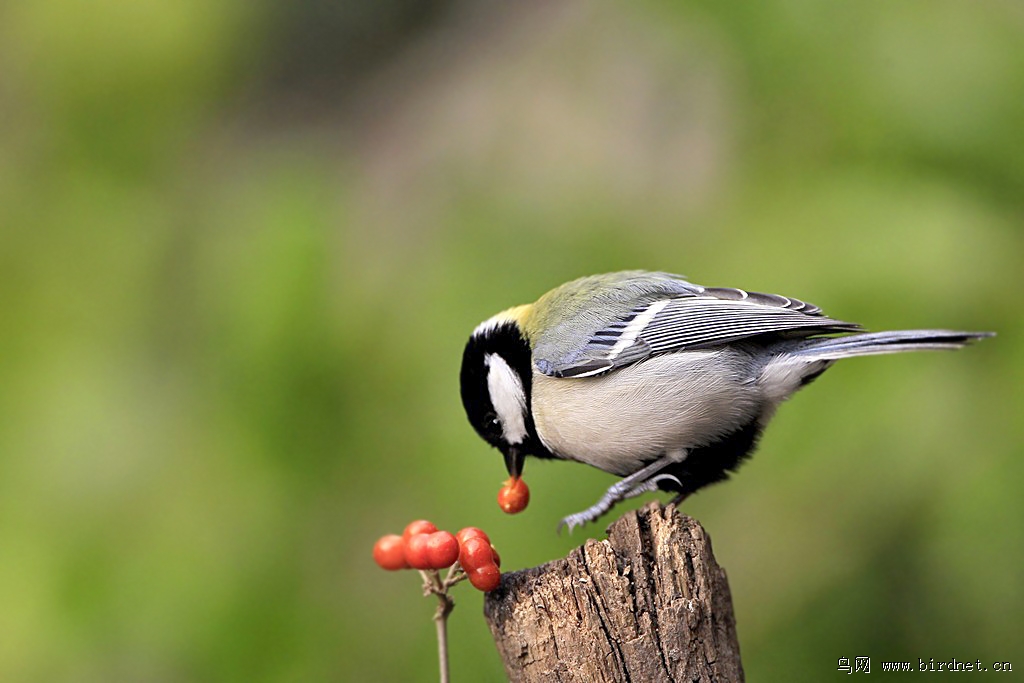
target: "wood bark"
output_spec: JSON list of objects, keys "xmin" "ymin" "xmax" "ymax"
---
[{"xmin": 484, "ymin": 503, "xmax": 743, "ymax": 682}]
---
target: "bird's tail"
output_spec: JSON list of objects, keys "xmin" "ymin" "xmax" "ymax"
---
[{"xmin": 790, "ymin": 329, "xmax": 994, "ymax": 361}]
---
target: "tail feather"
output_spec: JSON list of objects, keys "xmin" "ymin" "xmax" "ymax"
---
[{"xmin": 791, "ymin": 329, "xmax": 994, "ymax": 361}]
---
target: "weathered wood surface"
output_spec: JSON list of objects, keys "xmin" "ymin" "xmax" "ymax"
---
[{"xmin": 484, "ymin": 503, "xmax": 743, "ymax": 682}]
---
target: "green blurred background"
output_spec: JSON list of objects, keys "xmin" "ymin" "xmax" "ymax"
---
[{"xmin": 1, "ymin": 0, "xmax": 1021, "ymax": 680}]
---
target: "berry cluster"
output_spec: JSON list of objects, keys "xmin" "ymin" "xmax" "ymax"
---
[
  {"xmin": 455, "ymin": 527, "xmax": 501, "ymax": 592},
  {"xmin": 372, "ymin": 520, "xmax": 503, "ymax": 592}
]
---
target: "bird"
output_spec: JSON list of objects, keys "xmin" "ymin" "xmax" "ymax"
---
[{"xmin": 459, "ymin": 271, "xmax": 993, "ymax": 532}]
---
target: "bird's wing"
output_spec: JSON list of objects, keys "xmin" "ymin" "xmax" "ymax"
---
[{"xmin": 534, "ymin": 286, "xmax": 860, "ymax": 378}]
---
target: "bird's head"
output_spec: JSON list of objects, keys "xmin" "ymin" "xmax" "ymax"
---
[{"xmin": 459, "ymin": 305, "xmax": 547, "ymax": 479}]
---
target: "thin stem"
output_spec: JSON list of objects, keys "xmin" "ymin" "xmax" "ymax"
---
[
  {"xmin": 420, "ymin": 569, "xmax": 456, "ymax": 683},
  {"xmin": 443, "ymin": 562, "xmax": 466, "ymax": 589},
  {"xmin": 434, "ymin": 596, "xmax": 452, "ymax": 683}
]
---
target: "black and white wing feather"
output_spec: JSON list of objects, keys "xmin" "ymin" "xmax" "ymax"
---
[{"xmin": 537, "ymin": 286, "xmax": 860, "ymax": 378}]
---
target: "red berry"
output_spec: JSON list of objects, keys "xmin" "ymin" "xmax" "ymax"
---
[
  {"xmin": 425, "ymin": 531, "xmax": 460, "ymax": 569},
  {"xmin": 456, "ymin": 527, "xmax": 490, "ymax": 546},
  {"xmin": 497, "ymin": 477, "xmax": 530, "ymax": 514},
  {"xmin": 468, "ymin": 563, "xmax": 501, "ymax": 592},
  {"xmin": 373, "ymin": 534, "xmax": 409, "ymax": 571},
  {"xmin": 403, "ymin": 520, "xmax": 437, "ymax": 542},
  {"xmin": 490, "ymin": 544, "xmax": 501, "ymax": 568},
  {"xmin": 404, "ymin": 532, "xmax": 433, "ymax": 569},
  {"xmin": 459, "ymin": 536, "xmax": 494, "ymax": 572}
]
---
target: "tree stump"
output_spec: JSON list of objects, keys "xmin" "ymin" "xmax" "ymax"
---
[{"xmin": 483, "ymin": 503, "xmax": 743, "ymax": 682}]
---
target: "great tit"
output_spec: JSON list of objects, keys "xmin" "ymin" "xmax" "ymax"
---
[{"xmin": 460, "ymin": 271, "xmax": 992, "ymax": 532}]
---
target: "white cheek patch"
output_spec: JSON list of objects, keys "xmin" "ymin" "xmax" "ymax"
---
[{"xmin": 485, "ymin": 353, "xmax": 528, "ymax": 445}]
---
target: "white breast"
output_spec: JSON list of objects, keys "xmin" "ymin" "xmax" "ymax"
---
[{"xmin": 531, "ymin": 350, "xmax": 764, "ymax": 476}]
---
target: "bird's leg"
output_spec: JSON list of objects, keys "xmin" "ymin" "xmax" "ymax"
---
[
  {"xmin": 557, "ymin": 451, "xmax": 687, "ymax": 534},
  {"xmin": 622, "ymin": 473, "xmax": 682, "ymax": 500}
]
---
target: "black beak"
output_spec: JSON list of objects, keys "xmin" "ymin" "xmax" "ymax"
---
[{"xmin": 503, "ymin": 446, "xmax": 525, "ymax": 479}]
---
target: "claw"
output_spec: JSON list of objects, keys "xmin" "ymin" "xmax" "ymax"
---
[
  {"xmin": 650, "ymin": 473, "xmax": 683, "ymax": 490},
  {"xmin": 556, "ymin": 515, "xmax": 581, "ymax": 535}
]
